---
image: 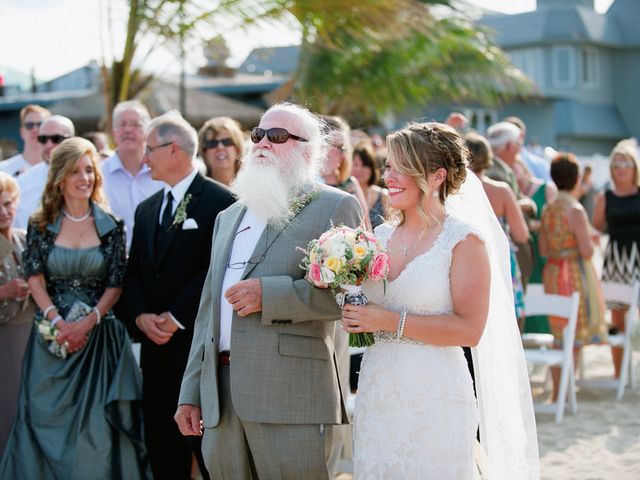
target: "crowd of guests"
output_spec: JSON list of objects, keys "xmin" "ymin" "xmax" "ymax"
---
[{"xmin": 0, "ymin": 100, "xmax": 637, "ymax": 478}]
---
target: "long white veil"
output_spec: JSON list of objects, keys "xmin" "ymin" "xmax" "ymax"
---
[{"xmin": 446, "ymin": 170, "xmax": 540, "ymax": 479}]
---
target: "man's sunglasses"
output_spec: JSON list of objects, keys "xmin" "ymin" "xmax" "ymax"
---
[
  {"xmin": 250, "ymin": 127, "xmax": 308, "ymax": 144},
  {"xmin": 37, "ymin": 134, "xmax": 69, "ymax": 145},
  {"xmin": 24, "ymin": 121, "xmax": 42, "ymax": 130},
  {"xmin": 203, "ymin": 138, "xmax": 235, "ymax": 150}
]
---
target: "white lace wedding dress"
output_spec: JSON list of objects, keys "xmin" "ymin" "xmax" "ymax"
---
[{"xmin": 355, "ymin": 216, "xmax": 482, "ymax": 480}]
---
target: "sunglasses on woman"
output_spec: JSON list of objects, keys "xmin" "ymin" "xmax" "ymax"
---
[
  {"xmin": 250, "ymin": 127, "xmax": 308, "ymax": 144},
  {"xmin": 203, "ymin": 138, "xmax": 235, "ymax": 150},
  {"xmin": 37, "ymin": 134, "xmax": 69, "ymax": 145}
]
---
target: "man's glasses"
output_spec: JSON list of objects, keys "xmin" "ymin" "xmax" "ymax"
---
[
  {"xmin": 203, "ymin": 138, "xmax": 235, "ymax": 150},
  {"xmin": 37, "ymin": 134, "xmax": 69, "ymax": 145},
  {"xmin": 24, "ymin": 121, "xmax": 42, "ymax": 130},
  {"xmin": 227, "ymin": 226, "xmax": 267, "ymax": 270},
  {"xmin": 250, "ymin": 127, "xmax": 308, "ymax": 144},
  {"xmin": 145, "ymin": 142, "xmax": 173, "ymax": 156},
  {"xmin": 115, "ymin": 121, "xmax": 144, "ymax": 130}
]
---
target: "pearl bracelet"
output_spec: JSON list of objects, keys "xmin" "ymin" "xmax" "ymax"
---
[
  {"xmin": 92, "ymin": 307, "xmax": 101, "ymax": 325},
  {"xmin": 396, "ymin": 310, "xmax": 407, "ymax": 339}
]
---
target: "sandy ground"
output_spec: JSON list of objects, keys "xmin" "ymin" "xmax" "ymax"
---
[
  {"xmin": 337, "ymin": 345, "xmax": 640, "ymax": 480},
  {"xmin": 534, "ymin": 345, "xmax": 640, "ymax": 480}
]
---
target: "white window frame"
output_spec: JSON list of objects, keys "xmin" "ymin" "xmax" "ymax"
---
[
  {"xmin": 462, "ymin": 108, "xmax": 498, "ymax": 134},
  {"xmin": 508, "ymin": 48, "xmax": 544, "ymax": 88},
  {"xmin": 552, "ymin": 46, "xmax": 576, "ymax": 88},
  {"xmin": 581, "ymin": 46, "xmax": 599, "ymax": 89}
]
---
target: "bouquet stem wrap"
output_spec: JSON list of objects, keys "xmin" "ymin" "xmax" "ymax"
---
[{"xmin": 340, "ymin": 284, "xmax": 375, "ymax": 347}]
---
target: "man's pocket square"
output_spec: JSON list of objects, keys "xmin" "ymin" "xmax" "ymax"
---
[{"xmin": 182, "ymin": 218, "xmax": 199, "ymax": 230}]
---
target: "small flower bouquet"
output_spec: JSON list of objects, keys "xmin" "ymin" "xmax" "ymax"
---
[
  {"xmin": 299, "ymin": 225, "xmax": 390, "ymax": 347},
  {"xmin": 37, "ymin": 319, "xmax": 67, "ymax": 358}
]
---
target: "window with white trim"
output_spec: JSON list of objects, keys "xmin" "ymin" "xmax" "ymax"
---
[
  {"xmin": 462, "ymin": 108, "xmax": 498, "ymax": 134},
  {"xmin": 552, "ymin": 46, "xmax": 576, "ymax": 88}
]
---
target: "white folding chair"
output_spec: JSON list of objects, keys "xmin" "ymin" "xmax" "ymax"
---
[
  {"xmin": 523, "ymin": 291, "xmax": 580, "ymax": 423},
  {"xmin": 577, "ymin": 281, "xmax": 639, "ymax": 400}
]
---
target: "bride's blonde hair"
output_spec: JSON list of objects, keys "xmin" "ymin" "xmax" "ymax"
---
[{"xmin": 386, "ymin": 122, "xmax": 468, "ymax": 226}]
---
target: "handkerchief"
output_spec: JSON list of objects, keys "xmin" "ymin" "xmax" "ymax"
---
[{"xmin": 182, "ymin": 218, "xmax": 199, "ymax": 230}]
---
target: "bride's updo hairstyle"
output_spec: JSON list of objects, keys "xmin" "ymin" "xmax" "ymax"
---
[{"xmin": 386, "ymin": 122, "xmax": 468, "ymax": 224}]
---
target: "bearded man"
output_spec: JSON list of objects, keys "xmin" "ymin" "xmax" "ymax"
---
[{"xmin": 175, "ymin": 103, "xmax": 362, "ymax": 479}]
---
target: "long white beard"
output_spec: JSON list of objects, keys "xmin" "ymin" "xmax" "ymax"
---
[{"xmin": 232, "ymin": 148, "xmax": 312, "ymax": 227}]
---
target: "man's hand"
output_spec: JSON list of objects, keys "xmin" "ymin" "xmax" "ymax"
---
[
  {"xmin": 224, "ymin": 278, "xmax": 262, "ymax": 317},
  {"xmin": 135, "ymin": 313, "xmax": 173, "ymax": 345},
  {"xmin": 158, "ymin": 311, "xmax": 180, "ymax": 334},
  {"xmin": 175, "ymin": 404, "xmax": 203, "ymax": 436}
]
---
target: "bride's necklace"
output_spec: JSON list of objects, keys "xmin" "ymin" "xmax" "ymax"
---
[
  {"xmin": 62, "ymin": 208, "xmax": 91, "ymax": 223},
  {"xmin": 396, "ymin": 226, "xmax": 424, "ymax": 259}
]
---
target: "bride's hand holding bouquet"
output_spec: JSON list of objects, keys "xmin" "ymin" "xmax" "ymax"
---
[{"xmin": 299, "ymin": 224, "xmax": 389, "ymax": 347}]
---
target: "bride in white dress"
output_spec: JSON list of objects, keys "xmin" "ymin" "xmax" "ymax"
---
[{"xmin": 341, "ymin": 123, "xmax": 539, "ymax": 479}]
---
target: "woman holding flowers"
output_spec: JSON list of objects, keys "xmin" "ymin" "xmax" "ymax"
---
[
  {"xmin": 0, "ymin": 138, "xmax": 150, "ymax": 478},
  {"xmin": 341, "ymin": 123, "xmax": 538, "ymax": 479}
]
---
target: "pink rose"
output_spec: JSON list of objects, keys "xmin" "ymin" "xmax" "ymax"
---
[
  {"xmin": 308, "ymin": 262, "xmax": 325, "ymax": 287},
  {"xmin": 368, "ymin": 252, "xmax": 389, "ymax": 281}
]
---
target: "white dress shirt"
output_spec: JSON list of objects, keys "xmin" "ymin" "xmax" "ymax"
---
[
  {"xmin": 101, "ymin": 152, "xmax": 163, "ymax": 250},
  {"xmin": 158, "ymin": 168, "xmax": 198, "ymax": 222},
  {"xmin": 160, "ymin": 168, "xmax": 198, "ymax": 331},
  {"xmin": 15, "ymin": 162, "xmax": 49, "ymax": 229},
  {"xmin": 219, "ymin": 208, "xmax": 266, "ymax": 352},
  {"xmin": 0, "ymin": 154, "xmax": 32, "ymax": 177}
]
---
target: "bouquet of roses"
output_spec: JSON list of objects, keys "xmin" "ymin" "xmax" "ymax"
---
[{"xmin": 299, "ymin": 224, "xmax": 389, "ymax": 347}]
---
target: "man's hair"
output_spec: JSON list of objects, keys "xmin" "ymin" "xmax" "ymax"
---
[
  {"xmin": 486, "ymin": 122, "xmax": 521, "ymax": 150},
  {"xmin": 503, "ymin": 116, "xmax": 526, "ymax": 133},
  {"xmin": 42, "ymin": 115, "xmax": 75, "ymax": 137},
  {"xmin": 112, "ymin": 100, "xmax": 151, "ymax": 129},
  {"xmin": 147, "ymin": 110, "xmax": 198, "ymax": 159},
  {"xmin": 20, "ymin": 104, "xmax": 51, "ymax": 125}
]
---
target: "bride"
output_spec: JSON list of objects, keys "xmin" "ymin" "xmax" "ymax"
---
[{"xmin": 341, "ymin": 122, "xmax": 539, "ymax": 479}]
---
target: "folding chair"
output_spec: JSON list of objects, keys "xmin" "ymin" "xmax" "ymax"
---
[
  {"xmin": 577, "ymin": 281, "xmax": 639, "ymax": 400},
  {"xmin": 523, "ymin": 291, "xmax": 580, "ymax": 423}
]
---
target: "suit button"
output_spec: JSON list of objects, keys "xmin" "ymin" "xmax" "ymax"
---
[{"xmin": 211, "ymin": 337, "xmax": 215, "ymax": 343}]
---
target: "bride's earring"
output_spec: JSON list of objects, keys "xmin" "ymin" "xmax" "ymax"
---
[{"xmin": 431, "ymin": 189, "xmax": 439, "ymax": 198}]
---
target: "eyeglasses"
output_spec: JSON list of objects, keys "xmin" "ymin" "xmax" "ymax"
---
[
  {"xmin": 24, "ymin": 121, "xmax": 42, "ymax": 130},
  {"xmin": 250, "ymin": 127, "xmax": 308, "ymax": 144},
  {"xmin": 227, "ymin": 226, "xmax": 266, "ymax": 270},
  {"xmin": 115, "ymin": 120, "xmax": 144, "ymax": 130},
  {"xmin": 612, "ymin": 159, "xmax": 635, "ymax": 169},
  {"xmin": 145, "ymin": 141, "xmax": 173, "ymax": 156},
  {"xmin": 37, "ymin": 134, "xmax": 69, "ymax": 145},
  {"xmin": 203, "ymin": 138, "xmax": 235, "ymax": 150}
]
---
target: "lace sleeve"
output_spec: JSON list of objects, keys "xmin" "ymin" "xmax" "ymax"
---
[
  {"xmin": 22, "ymin": 223, "xmax": 50, "ymax": 278},
  {"xmin": 103, "ymin": 219, "xmax": 127, "ymax": 288}
]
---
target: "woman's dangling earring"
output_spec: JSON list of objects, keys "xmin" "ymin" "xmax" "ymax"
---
[{"xmin": 432, "ymin": 189, "xmax": 439, "ymax": 198}]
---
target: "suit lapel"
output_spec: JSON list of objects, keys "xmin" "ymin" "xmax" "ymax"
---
[
  {"xmin": 155, "ymin": 173, "xmax": 205, "ymax": 268},
  {"xmin": 146, "ymin": 192, "xmax": 163, "ymax": 261},
  {"xmin": 211, "ymin": 204, "xmax": 246, "ymax": 344}
]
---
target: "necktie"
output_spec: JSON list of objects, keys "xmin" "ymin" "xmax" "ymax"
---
[{"xmin": 161, "ymin": 191, "xmax": 174, "ymax": 232}]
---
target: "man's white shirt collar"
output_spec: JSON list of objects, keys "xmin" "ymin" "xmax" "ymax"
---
[{"xmin": 165, "ymin": 168, "xmax": 198, "ymax": 204}]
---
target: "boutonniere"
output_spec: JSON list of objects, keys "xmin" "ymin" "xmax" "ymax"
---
[
  {"xmin": 289, "ymin": 188, "xmax": 319, "ymax": 219},
  {"xmin": 171, "ymin": 193, "xmax": 192, "ymax": 229}
]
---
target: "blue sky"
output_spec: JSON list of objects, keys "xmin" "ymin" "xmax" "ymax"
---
[{"xmin": 1, "ymin": 0, "xmax": 615, "ymax": 82}]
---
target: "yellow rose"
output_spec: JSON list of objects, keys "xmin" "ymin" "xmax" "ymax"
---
[
  {"xmin": 353, "ymin": 245, "xmax": 367, "ymax": 260},
  {"xmin": 326, "ymin": 256, "xmax": 345, "ymax": 273}
]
